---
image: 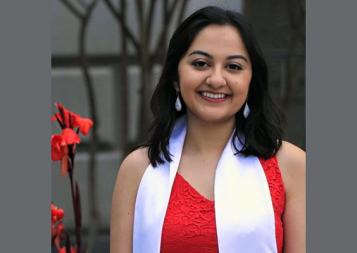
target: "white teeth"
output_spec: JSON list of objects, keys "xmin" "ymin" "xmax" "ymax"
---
[{"xmin": 201, "ymin": 91, "xmax": 227, "ymax": 99}]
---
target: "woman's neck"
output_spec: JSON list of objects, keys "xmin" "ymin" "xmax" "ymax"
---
[{"xmin": 184, "ymin": 115, "xmax": 235, "ymax": 156}]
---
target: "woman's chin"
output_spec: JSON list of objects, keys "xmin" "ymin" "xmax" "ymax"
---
[{"xmin": 187, "ymin": 111, "xmax": 236, "ymax": 125}]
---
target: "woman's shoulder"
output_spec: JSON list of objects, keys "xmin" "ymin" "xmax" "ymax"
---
[
  {"xmin": 110, "ymin": 147, "xmax": 150, "ymax": 253},
  {"xmin": 275, "ymin": 142, "xmax": 306, "ymax": 251},
  {"xmin": 113, "ymin": 147, "xmax": 150, "ymax": 198},
  {"xmin": 276, "ymin": 141, "xmax": 306, "ymax": 197},
  {"xmin": 276, "ymin": 141, "xmax": 305, "ymax": 168},
  {"xmin": 118, "ymin": 147, "xmax": 150, "ymax": 183}
]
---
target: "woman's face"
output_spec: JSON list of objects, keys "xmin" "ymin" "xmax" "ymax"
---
[{"xmin": 177, "ymin": 24, "xmax": 252, "ymax": 125}]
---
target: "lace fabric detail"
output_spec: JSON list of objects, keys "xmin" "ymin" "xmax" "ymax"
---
[
  {"xmin": 160, "ymin": 157, "xmax": 285, "ymax": 253},
  {"xmin": 160, "ymin": 173, "xmax": 219, "ymax": 253},
  {"xmin": 259, "ymin": 156, "xmax": 286, "ymax": 253}
]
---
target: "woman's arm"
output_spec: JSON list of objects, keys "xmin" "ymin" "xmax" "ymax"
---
[
  {"xmin": 277, "ymin": 141, "xmax": 306, "ymax": 253},
  {"xmin": 110, "ymin": 148, "xmax": 149, "ymax": 253}
]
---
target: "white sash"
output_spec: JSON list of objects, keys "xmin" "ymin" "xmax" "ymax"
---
[{"xmin": 133, "ymin": 117, "xmax": 277, "ymax": 253}]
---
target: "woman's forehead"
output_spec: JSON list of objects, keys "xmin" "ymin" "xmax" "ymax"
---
[{"xmin": 186, "ymin": 24, "xmax": 249, "ymax": 58}]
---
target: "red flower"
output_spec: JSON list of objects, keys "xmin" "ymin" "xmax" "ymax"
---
[
  {"xmin": 51, "ymin": 203, "xmax": 65, "ymax": 248},
  {"xmin": 52, "ymin": 103, "xmax": 72, "ymax": 128},
  {"xmin": 73, "ymin": 116, "xmax": 93, "ymax": 136},
  {"xmin": 51, "ymin": 129, "xmax": 80, "ymax": 175},
  {"xmin": 51, "ymin": 128, "xmax": 80, "ymax": 160},
  {"xmin": 60, "ymin": 128, "xmax": 81, "ymax": 145},
  {"xmin": 51, "ymin": 135, "xmax": 64, "ymax": 161},
  {"xmin": 51, "ymin": 103, "xmax": 90, "ymax": 252},
  {"xmin": 52, "ymin": 103, "xmax": 93, "ymax": 135},
  {"xmin": 51, "ymin": 203, "xmax": 64, "ymax": 223}
]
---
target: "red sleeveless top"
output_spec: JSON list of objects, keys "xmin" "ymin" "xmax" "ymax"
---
[{"xmin": 160, "ymin": 156, "xmax": 285, "ymax": 253}]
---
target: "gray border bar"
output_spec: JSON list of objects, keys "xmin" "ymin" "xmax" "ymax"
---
[
  {"xmin": 0, "ymin": 0, "xmax": 50, "ymax": 251},
  {"xmin": 307, "ymin": 0, "xmax": 357, "ymax": 252}
]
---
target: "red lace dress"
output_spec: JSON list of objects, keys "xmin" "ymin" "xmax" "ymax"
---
[{"xmin": 160, "ymin": 156, "xmax": 285, "ymax": 253}]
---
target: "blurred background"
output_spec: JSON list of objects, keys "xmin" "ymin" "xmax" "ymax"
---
[{"xmin": 51, "ymin": 0, "xmax": 305, "ymax": 251}]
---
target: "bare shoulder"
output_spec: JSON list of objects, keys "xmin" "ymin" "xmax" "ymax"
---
[
  {"xmin": 276, "ymin": 141, "xmax": 306, "ymax": 252},
  {"xmin": 110, "ymin": 147, "xmax": 150, "ymax": 253},
  {"xmin": 111, "ymin": 147, "xmax": 150, "ymax": 209},
  {"xmin": 276, "ymin": 141, "xmax": 306, "ymax": 197},
  {"xmin": 118, "ymin": 147, "xmax": 150, "ymax": 182},
  {"xmin": 276, "ymin": 141, "xmax": 305, "ymax": 170},
  {"xmin": 112, "ymin": 146, "xmax": 150, "ymax": 210},
  {"xmin": 112, "ymin": 147, "xmax": 150, "ymax": 204}
]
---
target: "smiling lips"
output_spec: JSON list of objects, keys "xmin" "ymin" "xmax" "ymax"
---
[{"xmin": 199, "ymin": 91, "xmax": 231, "ymax": 103}]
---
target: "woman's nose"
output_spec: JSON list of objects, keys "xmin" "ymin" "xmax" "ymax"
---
[{"xmin": 205, "ymin": 68, "xmax": 227, "ymax": 88}]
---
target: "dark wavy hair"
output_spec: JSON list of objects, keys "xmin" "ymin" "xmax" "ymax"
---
[{"xmin": 142, "ymin": 6, "xmax": 283, "ymax": 167}]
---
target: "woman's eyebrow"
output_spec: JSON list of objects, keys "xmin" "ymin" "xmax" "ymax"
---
[
  {"xmin": 227, "ymin": 54, "xmax": 248, "ymax": 63},
  {"xmin": 188, "ymin": 50, "xmax": 248, "ymax": 62},
  {"xmin": 188, "ymin": 50, "xmax": 213, "ymax": 59}
]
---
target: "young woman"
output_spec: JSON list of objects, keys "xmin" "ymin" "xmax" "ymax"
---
[{"xmin": 110, "ymin": 6, "xmax": 305, "ymax": 253}]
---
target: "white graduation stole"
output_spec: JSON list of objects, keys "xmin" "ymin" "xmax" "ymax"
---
[{"xmin": 133, "ymin": 117, "xmax": 277, "ymax": 253}]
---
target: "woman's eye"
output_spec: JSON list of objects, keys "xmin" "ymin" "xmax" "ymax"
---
[
  {"xmin": 192, "ymin": 61, "xmax": 209, "ymax": 68},
  {"xmin": 227, "ymin": 64, "xmax": 242, "ymax": 71}
]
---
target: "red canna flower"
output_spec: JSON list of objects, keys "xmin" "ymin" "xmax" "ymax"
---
[
  {"xmin": 51, "ymin": 128, "xmax": 80, "ymax": 175},
  {"xmin": 52, "ymin": 103, "xmax": 72, "ymax": 128},
  {"xmin": 51, "ymin": 135, "xmax": 64, "ymax": 161},
  {"xmin": 60, "ymin": 128, "xmax": 80, "ymax": 145},
  {"xmin": 51, "ymin": 203, "xmax": 65, "ymax": 249},
  {"xmin": 51, "ymin": 203, "xmax": 65, "ymax": 223},
  {"xmin": 52, "ymin": 103, "xmax": 93, "ymax": 135},
  {"xmin": 73, "ymin": 116, "xmax": 93, "ymax": 136},
  {"xmin": 51, "ymin": 103, "xmax": 90, "ymax": 252}
]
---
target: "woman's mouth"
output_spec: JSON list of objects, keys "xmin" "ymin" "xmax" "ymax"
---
[{"xmin": 198, "ymin": 91, "xmax": 231, "ymax": 103}]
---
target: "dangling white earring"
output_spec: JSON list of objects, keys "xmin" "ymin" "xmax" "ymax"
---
[
  {"xmin": 175, "ymin": 95, "xmax": 182, "ymax": 111},
  {"xmin": 173, "ymin": 81, "xmax": 182, "ymax": 112},
  {"xmin": 243, "ymin": 102, "xmax": 250, "ymax": 118}
]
